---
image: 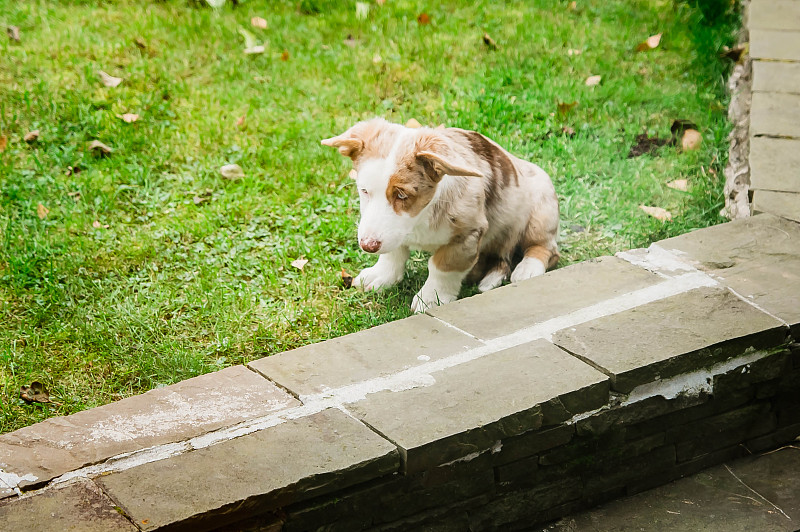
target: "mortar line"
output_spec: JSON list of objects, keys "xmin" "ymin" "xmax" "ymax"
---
[{"xmin": 724, "ymin": 285, "xmax": 791, "ymax": 332}]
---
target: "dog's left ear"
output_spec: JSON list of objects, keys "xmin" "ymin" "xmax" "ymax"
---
[
  {"xmin": 416, "ymin": 150, "xmax": 483, "ymax": 181},
  {"xmin": 321, "ymin": 134, "xmax": 364, "ymax": 159}
]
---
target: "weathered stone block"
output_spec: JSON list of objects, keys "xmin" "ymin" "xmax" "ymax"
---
[
  {"xmin": 248, "ymin": 314, "xmax": 482, "ymax": 397},
  {"xmin": 0, "ymin": 479, "xmax": 137, "ymax": 532},
  {"xmin": 426, "ymin": 256, "xmax": 662, "ymax": 340},
  {"xmin": 96, "ymin": 408, "xmax": 399, "ymax": 532},
  {"xmin": 752, "ymin": 61, "xmax": 800, "ymax": 96},
  {"xmin": 583, "ymin": 445, "xmax": 676, "ymax": 494},
  {"xmin": 749, "ymin": 136, "xmax": 800, "ymax": 193},
  {"xmin": 349, "ymin": 339, "xmax": 609, "ymax": 474},
  {"xmin": 553, "ymin": 287, "xmax": 786, "ymax": 393},
  {"xmin": 0, "ymin": 365, "xmax": 298, "ymax": 489},
  {"xmin": 493, "ymin": 424, "xmax": 575, "ymax": 466},
  {"xmin": 749, "ymin": 0, "xmax": 800, "ymax": 30},
  {"xmin": 750, "ymin": 29, "xmax": 800, "ymax": 61},
  {"xmin": 753, "ymin": 190, "xmax": 800, "ymax": 223},
  {"xmin": 577, "ymin": 394, "xmax": 709, "ymax": 437},
  {"xmin": 751, "ymin": 91, "xmax": 800, "ymax": 138}
]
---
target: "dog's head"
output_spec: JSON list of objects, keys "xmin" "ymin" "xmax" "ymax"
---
[{"xmin": 322, "ymin": 119, "xmax": 481, "ymax": 254}]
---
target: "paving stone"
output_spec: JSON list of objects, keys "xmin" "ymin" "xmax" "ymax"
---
[
  {"xmin": 750, "ymin": 29, "xmax": 800, "ymax": 62},
  {"xmin": 753, "ymin": 61, "xmax": 800, "ymax": 95},
  {"xmin": 749, "ymin": 137, "xmax": 800, "ymax": 193},
  {"xmin": 349, "ymin": 339, "xmax": 609, "ymax": 473},
  {"xmin": 552, "ymin": 287, "xmax": 787, "ymax": 393},
  {"xmin": 0, "ymin": 365, "xmax": 299, "ymax": 489},
  {"xmin": 749, "ymin": 0, "xmax": 800, "ymax": 30},
  {"xmin": 249, "ymin": 314, "xmax": 482, "ymax": 397},
  {"xmin": 427, "ymin": 256, "xmax": 662, "ymax": 340},
  {"xmin": 658, "ymin": 214, "xmax": 800, "ymax": 335},
  {"xmin": 753, "ymin": 190, "xmax": 800, "ymax": 223},
  {"xmin": 751, "ymin": 92, "xmax": 800, "ymax": 138},
  {"xmin": 0, "ymin": 479, "xmax": 137, "ymax": 532},
  {"xmin": 96, "ymin": 408, "xmax": 398, "ymax": 531}
]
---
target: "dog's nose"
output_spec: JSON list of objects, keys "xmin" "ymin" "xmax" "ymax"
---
[{"xmin": 359, "ymin": 238, "xmax": 382, "ymax": 253}]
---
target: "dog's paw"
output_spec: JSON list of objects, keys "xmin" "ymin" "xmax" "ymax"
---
[
  {"xmin": 510, "ymin": 257, "xmax": 547, "ymax": 284},
  {"xmin": 478, "ymin": 267, "xmax": 507, "ymax": 292},
  {"xmin": 353, "ymin": 265, "xmax": 403, "ymax": 291},
  {"xmin": 410, "ymin": 285, "xmax": 458, "ymax": 313}
]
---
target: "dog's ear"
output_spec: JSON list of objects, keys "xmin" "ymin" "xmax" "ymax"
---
[
  {"xmin": 321, "ymin": 134, "xmax": 364, "ymax": 159},
  {"xmin": 416, "ymin": 150, "xmax": 483, "ymax": 181}
]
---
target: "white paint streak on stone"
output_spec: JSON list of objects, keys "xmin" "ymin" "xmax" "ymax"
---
[
  {"xmin": 417, "ymin": 355, "xmax": 431, "ymax": 362},
  {"xmin": 54, "ymin": 442, "xmax": 189, "ymax": 485},
  {"xmin": 616, "ymin": 244, "xmax": 696, "ymax": 276},
  {"xmin": 0, "ymin": 470, "xmax": 37, "ymax": 491}
]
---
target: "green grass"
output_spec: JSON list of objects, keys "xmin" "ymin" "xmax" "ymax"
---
[{"xmin": 0, "ymin": 0, "xmax": 737, "ymax": 433}]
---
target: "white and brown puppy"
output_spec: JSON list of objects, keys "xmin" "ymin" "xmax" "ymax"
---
[{"xmin": 322, "ymin": 118, "xmax": 559, "ymax": 313}]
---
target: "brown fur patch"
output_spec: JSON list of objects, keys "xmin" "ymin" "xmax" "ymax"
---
[
  {"xmin": 432, "ymin": 228, "xmax": 483, "ymax": 272},
  {"xmin": 523, "ymin": 244, "xmax": 559, "ymax": 269},
  {"xmin": 385, "ymin": 132, "xmax": 449, "ymax": 216}
]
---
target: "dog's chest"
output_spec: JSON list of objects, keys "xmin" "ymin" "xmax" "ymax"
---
[{"xmin": 402, "ymin": 217, "xmax": 453, "ymax": 252}]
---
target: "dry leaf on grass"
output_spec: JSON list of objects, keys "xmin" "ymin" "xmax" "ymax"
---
[
  {"xmin": 291, "ymin": 258, "xmax": 308, "ymax": 270},
  {"xmin": 585, "ymin": 75, "xmax": 602, "ymax": 86},
  {"xmin": 720, "ymin": 43, "xmax": 748, "ymax": 63},
  {"xmin": 406, "ymin": 118, "xmax": 422, "ymax": 128},
  {"xmin": 557, "ymin": 101, "xmax": 578, "ymax": 114},
  {"xmin": 344, "ymin": 34, "xmax": 358, "ymax": 48},
  {"xmin": 251, "ymin": 16, "xmax": 268, "ymax": 29},
  {"xmin": 281, "ymin": 49, "xmax": 290, "ymax": 61},
  {"xmin": 567, "ymin": 49, "xmax": 582, "ymax": 56},
  {"xmin": 20, "ymin": 381, "xmax": 59, "ymax": 405},
  {"xmin": 37, "ymin": 203, "xmax": 49, "ymax": 219},
  {"xmin": 639, "ymin": 205, "xmax": 672, "ymax": 221},
  {"xmin": 635, "ymin": 33, "xmax": 662, "ymax": 52},
  {"xmin": 483, "ymin": 33, "xmax": 498, "ymax": 50},
  {"xmin": 341, "ymin": 267, "xmax": 354, "ymax": 289},
  {"xmin": 220, "ymin": 164, "xmax": 244, "ymax": 180},
  {"xmin": 376, "ymin": 0, "xmax": 386, "ymax": 5},
  {"xmin": 561, "ymin": 126, "xmax": 576, "ymax": 137},
  {"xmin": 568, "ymin": 1, "xmax": 578, "ymax": 10},
  {"xmin": 667, "ymin": 179, "xmax": 689, "ymax": 191},
  {"xmin": 98, "ymin": 70, "xmax": 123, "ymax": 88},
  {"xmin": 0, "ymin": 135, "xmax": 7, "ymax": 152},
  {"xmin": 118, "ymin": 113, "xmax": 139, "ymax": 123},
  {"xmin": 92, "ymin": 220, "xmax": 109, "ymax": 229},
  {"xmin": 24, "ymin": 130, "xmax": 40, "ymax": 142},
  {"xmin": 417, "ymin": 12, "xmax": 430, "ymax": 25},
  {"xmin": 68, "ymin": 190, "xmax": 81, "ymax": 201},
  {"xmin": 235, "ymin": 114, "xmax": 246, "ymax": 128},
  {"xmin": 88, "ymin": 140, "xmax": 113, "ymax": 155},
  {"xmin": 7, "ymin": 26, "xmax": 20, "ymax": 42}
]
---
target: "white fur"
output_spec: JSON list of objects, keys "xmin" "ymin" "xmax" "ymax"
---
[
  {"xmin": 353, "ymin": 247, "xmax": 409, "ymax": 290},
  {"xmin": 411, "ymin": 258, "xmax": 466, "ymax": 313},
  {"xmin": 478, "ymin": 268, "xmax": 507, "ymax": 292},
  {"xmin": 510, "ymin": 257, "xmax": 547, "ymax": 283}
]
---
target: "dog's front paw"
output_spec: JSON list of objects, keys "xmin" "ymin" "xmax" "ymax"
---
[
  {"xmin": 410, "ymin": 285, "xmax": 458, "ymax": 313},
  {"xmin": 510, "ymin": 257, "xmax": 547, "ymax": 284},
  {"xmin": 353, "ymin": 265, "xmax": 403, "ymax": 291}
]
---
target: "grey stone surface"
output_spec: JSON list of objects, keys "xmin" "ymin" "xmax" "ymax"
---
[
  {"xmin": 750, "ymin": 29, "xmax": 800, "ymax": 61},
  {"xmin": 753, "ymin": 61, "xmax": 800, "ymax": 95},
  {"xmin": 750, "ymin": 136, "xmax": 800, "ymax": 192},
  {"xmin": 552, "ymin": 287, "xmax": 787, "ymax": 393},
  {"xmin": 749, "ymin": 0, "xmax": 800, "ymax": 30},
  {"xmin": 96, "ymin": 408, "xmax": 399, "ymax": 531},
  {"xmin": 751, "ymin": 92, "xmax": 800, "ymax": 138},
  {"xmin": 0, "ymin": 365, "xmax": 299, "ymax": 489},
  {"xmin": 0, "ymin": 479, "xmax": 137, "ymax": 532},
  {"xmin": 427, "ymin": 256, "xmax": 662, "ymax": 340},
  {"xmin": 658, "ymin": 214, "xmax": 800, "ymax": 335},
  {"xmin": 544, "ymin": 448, "xmax": 800, "ymax": 531},
  {"xmin": 249, "ymin": 314, "xmax": 482, "ymax": 397},
  {"xmin": 753, "ymin": 190, "xmax": 800, "ymax": 223},
  {"xmin": 349, "ymin": 339, "xmax": 609, "ymax": 473}
]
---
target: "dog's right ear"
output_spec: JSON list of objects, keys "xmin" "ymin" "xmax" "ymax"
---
[{"xmin": 321, "ymin": 134, "xmax": 364, "ymax": 159}]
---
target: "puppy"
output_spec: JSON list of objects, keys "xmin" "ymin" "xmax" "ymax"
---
[{"xmin": 322, "ymin": 118, "xmax": 559, "ymax": 313}]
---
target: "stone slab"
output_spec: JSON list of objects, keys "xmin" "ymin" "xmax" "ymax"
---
[
  {"xmin": 751, "ymin": 92, "xmax": 800, "ymax": 138},
  {"xmin": 749, "ymin": 136, "xmax": 800, "ymax": 192},
  {"xmin": 427, "ymin": 256, "xmax": 662, "ymax": 340},
  {"xmin": 547, "ymin": 447, "xmax": 800, "ymax": 531},
  {"xmin": 349, "ymin": 339, "xmax": 609, "ymax": 473},
  {"xmin": 749, "ymin": 0, "xmax": 800, "ymax": 31},
  {"xmin": 658, "ymin": 214, "xmax": 800, "ymax": 335},
  {"xmin": 750, "ymin": 29, "xmax": 800, "ymax": 62},
  {"xmin": 0, "ymin": 479, "xmax": 137, "ymax": 532},
  {"xmin": 96, "ymin": 408, "xmax": 399, "ymax": 531},
  {"xmin": 249, "ymin": 314, "xmax": 482, "ymax": 397},
  {"xmin": 552, "ymin": 287, "xmax": 787, "ymax": 393},
  {"xmin": 0, "ymin": 365, "xmax": 299, "ymax": 489},
  {"xmin": 753, "ymin": 61, "xmax": 800, "ymax": 95},
  {"xmin": 753, "ymin": 190, "xmax": 800, "ymax": 223}
]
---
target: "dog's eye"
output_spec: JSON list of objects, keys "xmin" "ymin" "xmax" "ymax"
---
[
  {"xmin": 359, "ymin": 188, "xmax": 368, "ymax": 196},
  {"xmin": 396, "ymin": 190, "xmax": 408, "ymax": 200}
]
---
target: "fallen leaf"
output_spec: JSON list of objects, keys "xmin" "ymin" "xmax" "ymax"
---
[
  {"xmin": 88, "ymin": 140, "xmax": 113, "ymax": 155},
  {"xmin": 24, "ymin": 130, "xmax": 40, "ymax": 142},
  {"xmin": 37, "ymin": 203, "xmax": 49, "ymax": 219},
  {"xmin": 134, "ymin": 37, "xmax": 147, "ymax": 49},
  {"xmin": 220, "ymin": 163, "xmax": 244, "ymax": 180},
  {"xmin": 372, "ymin": 53, "xmax": 382, "ymax": 64},
  {"xmin": 585, "ymin": 74, "xmax": 602, "ymax": 86},
  {"xmin": 92, "ymin": 220, "xmax": 102, "ymax": 228},
  {"xmin": 66, "ymin": 166, "xmax": 82, "ymax": 177},
  {"xmin": 640, "ymin": 205, "xmax": 672, "ymax": 221},
  {"xmin": 483, "ymin": 33, "xmax": 498, "ymax": 50},
  {"xmin": 20, "ymin": 381, "xmax": 54, "ymax": 404},
  {"xmin": 235, "ymin": 114, "xmax": 246, "ymax": 128},
  {"xmin": 567, "ymin": 48, "xmax": 582, "ymax": 56},
  {"xmin": 7, "ymin": 25, "xmax": 20, "ymax": 42},
  {"xmin": 68, "ymin": 190, "xmax": 81, "ymax": 201},
  {"xmin": 720, "ymin": 42, "xmax": 748, "ymax": 63},
  {"xmin": 118, "ymin": 113, "xmax": 139, "ymax": 123},
  {"xmin": 567, "ymin": 1, "xmax": 577, "ymax": 10},
  {"xmin": 281, "ymin": 49, "xmax": 290, "ymax": 61},
  {"xmin": 376, "ymin": 0, "xmax": 386, "ymax": 5},
  {"xmin": 667, "ymin": 179, "xmax": 689, "ymax": 191},
  {"xmin": 205, "ymin": 0, "xmax": 225, "ymax": 8},
  {"xmin": 417, "ymin": 12, "xmax": 430, "ymax": 25},
  {"xmin": 561, "ymin": 126, "xmax": 576, "ymax": 136},
  {"xmin": 348, "ymin": 169, "xmax": 358, "ymax": 180},
  {"xmin": 291, "ymin": 258, "xmax": 308, "ymax": 270},
  {"xmin": 628, "ymin": 133, "xmax": 668, "ymax": 158},
  {"xmin": 193, "ymin": 195, "xmax": 210, "ymax": 205},
  {"xmin": 341, "ymin": 267, "xmax": 354, "ymax": 289},
  {"xmin": 0, "ymin": 135, "xmax": 6, "ymax": 151},
  {"xmin": 681, "ymin": 129, "xmax": 702, "ymax": 151},
  {"xmin": 355, "ymin": 2, "xmax": 370, "ymax": 20},
  {"xmin": 557, "ymin": 101, "xmax": 578, "ymax": 114},
  {"xmin": 251, "ymin": 16, "xmax": 268, "ymax": 29},
  {"xmin": 635, "ymin": 33, "xmax": 662, "ymax": 52},
  {"xmin": 98, "ymin": 70, "xmax": 123, "ymax": 88},
  {"xmin": 406, "ymin": 118, "xmax": 422, "ymax": 128}
]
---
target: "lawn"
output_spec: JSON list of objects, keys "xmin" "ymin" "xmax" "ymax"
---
[{"xmin": 0, "ymin": 0, "xmax": 737, "ymax": 433}]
